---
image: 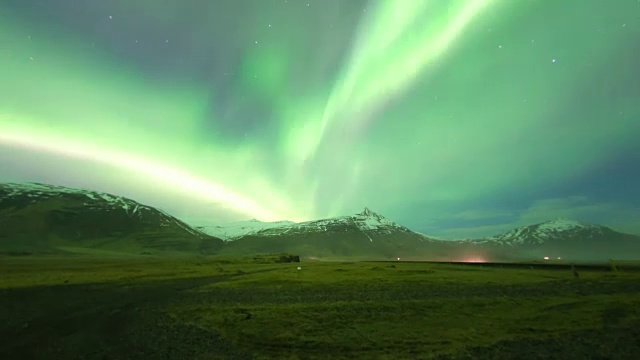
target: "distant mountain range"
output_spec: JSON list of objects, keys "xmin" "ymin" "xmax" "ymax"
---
[
  {"xmin": 464, "ymin": 218, "xmax": 640, "ymax": 261},
  {"xmin": 208, "ymin": 208, "xmax": 640, "ymax": 262},
  {"xmin": 196, "ymin": 219, "xmax": 297, "ymax": 240},
  {"xmin": 0, "ymin": 183, "xmax": 224, "ymax": 256},
  {"xmin": 1, "ymin": 182, "xmax": 639, "ymax": 261}
]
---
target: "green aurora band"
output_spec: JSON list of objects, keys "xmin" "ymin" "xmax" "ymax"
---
[{"xmin": 1, "ymin": 0, "xmax": 638, "ymax": 235}]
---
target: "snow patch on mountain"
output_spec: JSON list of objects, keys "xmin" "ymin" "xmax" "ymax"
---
[
  {"xmin": 229, "ymin": 207, "xmax": 424, "ymax": 242},
  {"xmin": 537, "ymin": 218, "xmax": 589, "ymax": 232},
  {"xmin": 1, "ymin": 182, "xmax": 142, "ymax": 214},
  {"xmin": 1, "ymin": 182, "xmax": 208, "ymax": 236},
  {"xmin": 482, "ymin": 218, "xmax": 601, "ymax": 246},
  {"xmin": 197, "ymin": 219, "xmax": 297, "ymax": 240}
]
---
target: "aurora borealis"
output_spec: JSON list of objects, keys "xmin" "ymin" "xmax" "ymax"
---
[{"xmin": 1, "ymin": 0, "xmax": 639, "ymax": 238}]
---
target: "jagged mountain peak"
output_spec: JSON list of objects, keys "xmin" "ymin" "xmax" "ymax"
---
[
  {"xmin": 359, "ymin": 207, "xmax": 373, "ymax": 216},
  {"xmin": 355, "ymin": 207, "xmax": 386, "ymax": 220}
]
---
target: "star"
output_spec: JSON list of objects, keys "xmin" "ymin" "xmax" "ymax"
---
[
  {"xmin": 498, "ymin": 44, "xmax": 502, "ymax": 48},
  {"xmin": 268, "ymin": 24, "xmax": 272, "ymax": 28},
  {"xmin": 108, "ymin": 15, "xmax": 112, "ymax": 20},
  {"xmin": 552, "ymin": 58, "xmax": 557, "ymax": 63}
]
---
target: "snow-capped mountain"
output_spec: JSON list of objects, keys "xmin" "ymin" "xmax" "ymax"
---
[
  {"xmin": 196, "ymin": 219, "xmax": 297, "ymax": 240},
  {"xmin": 465, "ymin": 218, "xmax": 640, "ymax": 261},
  {"xmin": 0, "ymin": 183, "xmax": 223, "ymax": 254},
  {"xmin": 221, "ymin": 208, "xmax": 459, "ymax": 259},
  {"xmin": 248, "ymin": 207, "xmax": 424, "ymax": 241},
  {"xmin": 480, "ymin": 218, "xmax": 608, "ymax": 246},
  {"xmin": 3, "ymin": 182, "xmax": 637, "ymax": 261}
]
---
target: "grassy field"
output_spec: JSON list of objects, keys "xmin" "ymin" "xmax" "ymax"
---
[{"xmin": 1, "ymin": 256, "xmax": 640, "ymax": 359}]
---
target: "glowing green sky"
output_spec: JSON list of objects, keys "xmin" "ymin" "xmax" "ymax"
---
[{"xmin": 1, "ymin": 0, "xmax": 639, "ymax": 237}]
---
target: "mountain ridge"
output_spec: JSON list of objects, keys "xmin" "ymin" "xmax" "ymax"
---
[
  {"xmin": 1, "ymin": 182, "xmax": 639, "ymax": 261},
  {"xmin": 220, "ymin": 207, "xmax": 461, "ymax": 259},
  {"xmin": 0, "ymin": 182, "xmax": 224, "ymax": 255}
]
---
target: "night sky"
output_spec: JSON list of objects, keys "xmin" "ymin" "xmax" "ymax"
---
[{"xmin": 1, "ymin": 0, "xmax": 639, "ymax": 238}]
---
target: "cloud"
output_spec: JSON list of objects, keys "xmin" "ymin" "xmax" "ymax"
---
[
  {"xmin": 449, "ymin": 209, "xmax": 515, "ymax": 221},
  {"xmin": 434, "ymin": 223, "xmax": 518, "ymax": 240}
]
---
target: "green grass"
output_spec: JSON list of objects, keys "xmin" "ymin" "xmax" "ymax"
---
[{"xmin": 1, "ymin": 256, "xmax": 639, "ymax": 359}]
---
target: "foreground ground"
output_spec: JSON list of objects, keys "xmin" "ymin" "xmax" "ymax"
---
[{"xmin": 1, "ymin": 256, "xmax": 640, "ymax": 359}]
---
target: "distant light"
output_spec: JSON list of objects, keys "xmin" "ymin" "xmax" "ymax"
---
[
  {"xmin": 397, "ymin": 257, "xmax": 401, "ymax": 261},
  {"xmin": 552, "ymin": 58, "xmax": 557, "ymax": 63},
  {"xmin": 297, "ymin": 266, "xmax": 302, "ymax": 271},
  {"xmin": 461, "ymin": 257, "xmax": 486, "ymax": 263},
  {"xmin": 543, "ymin": 256, "xmax": 550, "ymax": 260},
  {"xmin": 557, "ymin": 257, "xmax": 562, "ymax": 260}
]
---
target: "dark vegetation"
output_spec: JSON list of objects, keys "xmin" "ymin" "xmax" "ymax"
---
[{"xmin": 2, "ymin": 256, "xmax": 640, "ymax": 359}]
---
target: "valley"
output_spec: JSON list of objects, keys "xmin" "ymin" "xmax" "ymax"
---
[
  {"xmin": 2, "ymin": 182, "xmax": 640, "ymax": 359},
  {"xmin": 2, "ymin": 256, "xmax": 640, "ymax": 359}
]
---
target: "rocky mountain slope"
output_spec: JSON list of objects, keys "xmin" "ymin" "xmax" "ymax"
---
[{"xmin": 0, "ymin": 183, "xmax": 224, "ymax": 255}]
